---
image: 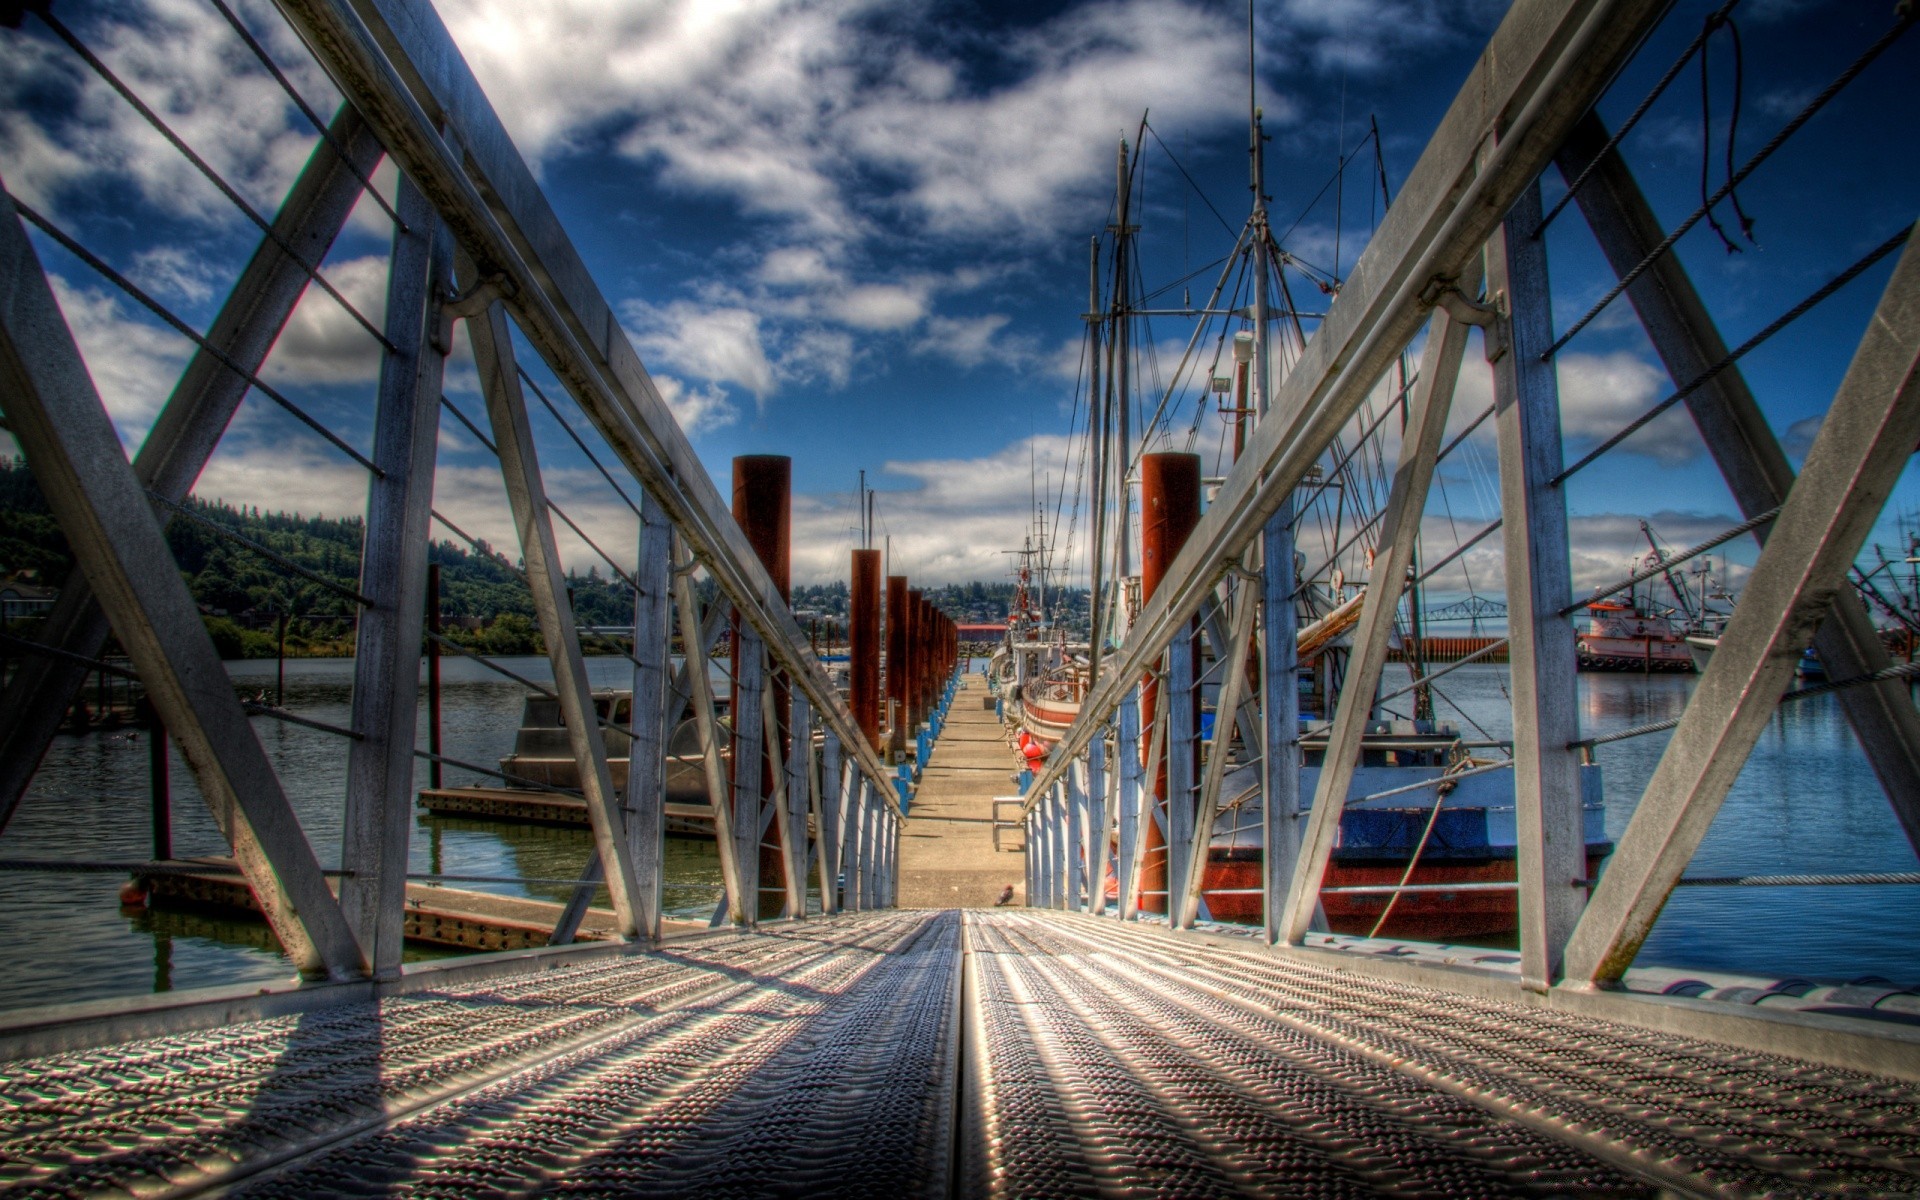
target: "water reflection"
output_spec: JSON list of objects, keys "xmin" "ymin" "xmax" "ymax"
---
[
  {"xmin": 1386, "ymin": 664, "xmax": 1918, "ymax": 982},
  {"xmin": 0, "ymin": 655, "xmax": 726, "ymax": 1011},
  {"xmin": 2, "ymin": 657, "xmax": 1913, "ymax": 1010}
]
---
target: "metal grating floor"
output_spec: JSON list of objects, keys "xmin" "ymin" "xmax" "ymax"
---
[{"xmin": 1, "ymin": 910, "xmax": 1915, "ymax": 1198}]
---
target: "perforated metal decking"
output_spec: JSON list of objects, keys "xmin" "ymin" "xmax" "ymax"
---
[{"xmin": 1, "ymin": 911, "xmax": 1916, "ymax": 1198}]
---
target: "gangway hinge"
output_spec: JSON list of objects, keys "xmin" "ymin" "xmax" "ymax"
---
[{"xmin": 1421, "ymin": 277, "xmax": 1508, "ymax": 361}]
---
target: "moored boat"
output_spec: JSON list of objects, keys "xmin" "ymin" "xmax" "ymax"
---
[{"xmin": 1578, "ymin": 600, "xmax": 1695, "ymax": 672}]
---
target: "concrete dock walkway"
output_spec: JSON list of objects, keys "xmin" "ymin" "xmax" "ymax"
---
[{"xmin": 897, "ymin": 673, "xmax": 1027, "ymax": 909}]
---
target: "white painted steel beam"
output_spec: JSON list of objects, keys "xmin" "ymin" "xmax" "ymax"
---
[
  {"xmin": 1563, "ymin": 225, "xmax": 1920, "ymax": 985},
  {"xmin": 0, "ymin": 188, "xmax": 363, "ymax": 979},
  {"xmin": 626, "ymin": 498, "xmax": 673, "ymax": 942},
  {"xmin": 732, "ymin": 632, "xmax": 767, "ymax": 924},
  {"xmin": 470, "ymin": 297, "xmax": 642, "ymax": 939},
  {"xmin": 1490, "ymin": 181, "xmax": 1585, "ymax": 990},
  {"xmin": 817, "ymin": 732, "xmax": 843, "ymax": 915},
  {"xmin": 673, "ymin": 542, "xmax": 745, "ymax": 923},
  {"xmin": 1113, "ymin": 694, "xmax": 1141, "ymax": 919},
  {"xmin": 1261, "ymin": 507, "xmax": 1301, "ymax": 944},
  {"xmin": 1087, "ymin": 736, "xmax": 1109, "ymax": 915},
  {"xmin": 1278, "ymin": 297, "xmax": 1473, "ymax": 945},
  {"xmin": 1180, "ymin": 581, "xmax": 1258, "ymax": 930},
  {"xmin": 1560, "ymin": 112, "xmax": 1920, "ymax": 854},
  {"xmin": 1164, "ymin": 633, "xmax": 1198, "ymax": 918},
  {"xmin": 269, "ymin": 0, "xmax": 902, "ymax": 815},
  {"xmin": 1066, "ymin": 763, "xmax": 1087, "ymax": 911},
  {"xmin": 0, "ymin": 106, "xmax": 383, "ymax": 829},
  {"xmin": 1024, "ymin": 0, "xmax": 1668, "ymax": 806},
  {"xmin": 338, "ymin": 177, "xmax": 450, "ymax": 975},
  {"xmin": 771, "ymin": 685, "xmax": 810, "ymax": 919}
]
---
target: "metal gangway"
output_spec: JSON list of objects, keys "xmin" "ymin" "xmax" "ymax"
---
[{"xmin": 0, "ymin": 0, "xmax": 1916, "ymax": 1195}]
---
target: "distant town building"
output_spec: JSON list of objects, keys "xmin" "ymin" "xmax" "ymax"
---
[{"xmin": 1, "ymin": 573, "xmax": 56, "ymax": 623}]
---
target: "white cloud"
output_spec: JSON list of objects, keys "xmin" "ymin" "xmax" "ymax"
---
[
  {"xmin": 1264, "ymin": 0, "xmax": 1502, "ymax": 74},
  {"xmin": 1441, "ymin": 347, "xmax": 1691, "ymax": 466},
  {"xmin": 1555, "ymin": 350, "xmax": 1695, "ymax": 465},
  {"xmin": 48, "ymin": 276, "xmax": 190, "ymax": 449},
  {"xmin": 1782, "ymin": 414, "xmax": 1822, "ymax": 460},
  {"xmin": 261, "ymin": 254, "xmax": 390, "ymax": 385},
  {"xmin": 780, "ymin": 327, "xmax": 856, "ymax": 389},
  {"xmin": 834, "ymin": 283, "xmax": 929, "ymax": 331},
  {"xmin": 0, "ymin": 0, "xmax": 339, "ymax": 225},
  {"xmin": 652, "ymin": 374, "xmax": 739, "ymax": 436},
  {"xmin": 621, "ymin": 298, "xmax": 776, "ymax": 401},
  {"xmin": 785, "ymin": 433, "xmax": 1083, "ymax": 584},
  {"xmin": 194, "ymin": 436, "xmax": 370, "ymax": 522},
  {"xmin": 1409, "ymin": 506, "xmax": 1756, "ymax": 611},
  {"xmin": 758, "ymin": 245, "xmax": 841, "ymax": 289},
  {"xmin": 915, "ymin": 313, "xmax": 1016, "ymax": 369}
]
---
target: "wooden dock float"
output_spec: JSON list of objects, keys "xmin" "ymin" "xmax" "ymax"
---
[
  {"xmin": 132, "ymin": 858, "xmax": 637, "ymax": 951},
  {"xmin": 418, "ymin": 785, "xmax": 717, "ymax": 837},
  {"xmin": 897, "ymin": 673, "xmax": 1027, "ymax": 908}
]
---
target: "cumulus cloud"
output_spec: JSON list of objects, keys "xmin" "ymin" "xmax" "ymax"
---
[
  {"xmin": 1263, "ymin": 0, "xmax": 1502, "ymax": 74},
  {"xmin": 916, "ymin": 313, "xmax": 1019, "ymax": 369},
  {"xmin": 260, "ymin": 254, "xmax": 390, "ymax": 385},
  {"xmin": 1441, "ymin": 347, "xmax": 1693, "ymax": 466},
  {"xmin": 1406, "ymin": 504, "xmax": 1755, "ymax": 616},
  {"xmin": 622, "ymin": 298, "xmax": 776, "ymax": 401},
  {"xmin": 0, "ymin": 0, "xmax": 338, "ymax": 224},
  {"xmin": 652, "ymin": 374, "xmax": 739, "ymax": 436},
  {"xmin": 785, "ymin": 433, "xmax": 1083, "ymax": 584},
  {"xmin": 48, "ymin": 277, "xmax": 190, "ymax": 448},
  {"xmin": 1782, "ymin": 414, "xmax": 1822, "ymax": 460},
  {"xmin": 1554, "ymin": 351, "xmax": 1697, "ymax": 464},
  {"xmin": 833, "ymin": 283, "xmax": 929, "ymax": 331}
]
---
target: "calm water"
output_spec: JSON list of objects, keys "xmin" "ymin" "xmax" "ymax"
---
[
  {"xmin": 0, "ymin": 655, "xmax": 725, "ymax": 1012},
  {"xmin": 0, "ymin": 659, "xmax": 1914, "ymax": 1010},
  {"xmin": 1382, "ymin": 663, "xmax": 1920, "ymax": 983}
]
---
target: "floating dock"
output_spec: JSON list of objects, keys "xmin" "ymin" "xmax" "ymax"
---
[
  {"xmin": 133, "ymin": 858, "xmax": 645, "ymax": 951},
  {"xmin": 418, "ymin": 785, "xmax": 717, "ymax": 837},
  {"xmin": 897, "ymin": 673, "xmax": 1026, "ymax": 908}
]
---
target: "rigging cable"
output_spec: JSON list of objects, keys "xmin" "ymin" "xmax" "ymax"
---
[{"xmin": 1546, "ymin": 9, "xmax": 1915, "ymax": 357}]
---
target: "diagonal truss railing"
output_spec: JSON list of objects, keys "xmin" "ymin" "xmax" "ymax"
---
[
  {"xmin": 1013, "ymin": 0, "xmax": 1920, "ymax": 1076},
  {"xmin": 270, "ymin": 0, "xmax": 905, "ymax": 822},
  {"xmin": 1026, "ymin": 0, "xmax": 1670, "ymax": 807}
]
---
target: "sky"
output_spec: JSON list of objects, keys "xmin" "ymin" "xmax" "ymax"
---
[{"xmin": 1, "ymin": 0, "xmax": 1917, "ymax": 617}]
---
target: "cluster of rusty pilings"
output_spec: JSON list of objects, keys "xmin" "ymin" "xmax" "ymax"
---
[{"xmin": 848, "ymin": 566, "xmax": 955, "ymax": 765}]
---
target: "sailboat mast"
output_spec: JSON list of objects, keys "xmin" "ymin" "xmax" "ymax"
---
[
  {"xmin": 1110, "ymin": 138, "xmax": 1135, "ymax": 637},
  {"xmin": 1088, "ymin": 234, "xmax": 1107, "ymax": 685},
  {"xmin": 1251, "ymin": 111, "xmax": 1272, "ymax": 420}
]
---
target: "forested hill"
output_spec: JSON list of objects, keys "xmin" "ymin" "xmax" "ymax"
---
[
  {"xmin": 0, "ymin": 456, "xmax": 628, "ymax": 656},
  {"xmin": 1, "ymin": 456, "xmax": 1088, "ymax": 655}
]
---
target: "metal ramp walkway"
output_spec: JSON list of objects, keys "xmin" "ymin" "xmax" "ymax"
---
[{"xmin": 4, "ymin": 911, "xmax": 1917, "ymax": 1198}]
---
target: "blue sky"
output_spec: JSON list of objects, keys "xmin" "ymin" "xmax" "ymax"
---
[{"xmin": 1, "ymin": 0, "xmax": 1916, "ymax": 603}]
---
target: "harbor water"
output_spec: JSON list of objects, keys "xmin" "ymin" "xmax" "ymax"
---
[
  {"xmin": 0, "ymin": 655, "xmax": 725, "ymax": 1012},
  {"xmin": 0, "ymin": 658, "xmax": 1913, "ymax": 1012}
]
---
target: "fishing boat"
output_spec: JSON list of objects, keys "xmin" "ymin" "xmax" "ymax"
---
[
  {"xmin": 1578, "ymin": 600, "xmax": 1695, "ymax": 672},
  {"xmin": 1065, "ymin": 98, "xmax": 1613, "ymax": 940},
  {"xmin": 993, "ymin": 520, "xmax": 1090, "ymax": 749}
]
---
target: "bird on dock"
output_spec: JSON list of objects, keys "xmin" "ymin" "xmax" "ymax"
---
[{"xmin": 994, "ymin": 885, "xmax": 1015, "ymax": 907}]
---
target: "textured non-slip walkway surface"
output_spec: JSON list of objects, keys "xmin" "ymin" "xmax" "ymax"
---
[{"xmin": 3, "ymin": 910, "xmax": 1917, "ymax": 1198}]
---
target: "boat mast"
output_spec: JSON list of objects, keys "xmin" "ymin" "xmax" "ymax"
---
[
  {"xmin": 1109, "ymin": 138, "xmax": 1135, "ymax": 642},
  {"xmin": 1088, "ymin": 235, "xmax": 1108, "ymax": 686}
]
